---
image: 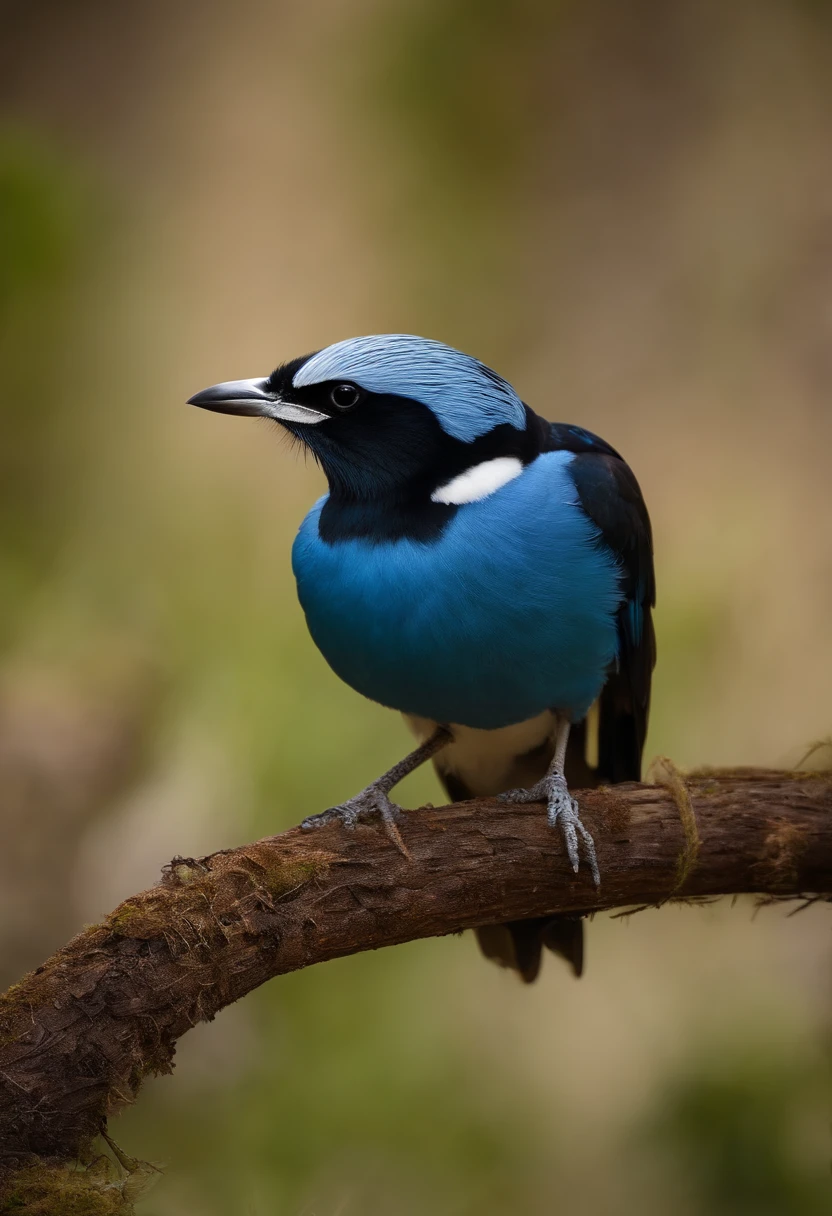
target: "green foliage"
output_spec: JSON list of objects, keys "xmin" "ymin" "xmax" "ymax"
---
[
  {"xmin": 125, "ymin": 947, "xmax": 548, "ymax": 1216},
  {"xmin": 370, "ymin": 0, "xmax": 556, "ymax": 195},
  {"xmin": 354, "ymin": 0, "xmax": 567, "ymax": 346},
  {"xmin": 0, "ymin": 129, "xmax": 92, "ymax": 646},
  {"xmin": 642, "ymin": 1043, "xmax": 832, "ymax": 1216},
  {"xmin": 0, "ymin": 132, "xmax": 81, "ymax": 314}
]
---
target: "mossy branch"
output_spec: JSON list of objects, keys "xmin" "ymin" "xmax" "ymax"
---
[{"xmin": 0, "ymin": 767, "xmax": 830, "ymax": 1207}]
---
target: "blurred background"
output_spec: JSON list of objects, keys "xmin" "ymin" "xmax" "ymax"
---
[{"xmin": 2, "ymin": 0, "xmax": 831, "ymax": 1212}]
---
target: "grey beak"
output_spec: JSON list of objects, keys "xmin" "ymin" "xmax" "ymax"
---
[
  {"xmin": 188, "ymin": 377, "xmax": 274, "ymax": 416},
  {"xmin": 187, "ymin": 377, "xmax": 328, "ymax": 424}
]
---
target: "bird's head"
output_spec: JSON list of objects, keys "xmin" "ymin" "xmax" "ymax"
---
[{"xmin": 189, "ymin": 335, "xmax": 540, "ymax": 510}]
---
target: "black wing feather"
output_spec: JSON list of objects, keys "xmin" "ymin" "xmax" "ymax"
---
[
  {"xmin": 548, "ymin": 422, "xmax": 656, "ymax": 781},
  {"xmin": 461, "ymin": 420, "xmax": 655, "ymax": 982}
]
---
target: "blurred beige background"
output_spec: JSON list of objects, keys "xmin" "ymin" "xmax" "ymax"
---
[{"xmin": 1, "ymin": 1, "xmax": 831, "ymax": 1213}]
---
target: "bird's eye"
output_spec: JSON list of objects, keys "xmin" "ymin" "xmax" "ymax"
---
[{"xmin": 330, "ymin": 383, "xmax": 361, "ymax": 411}]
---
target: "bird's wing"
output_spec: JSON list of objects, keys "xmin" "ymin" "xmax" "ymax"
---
[
  {"xmin": 451, "ymin": 421, "xmax": 655, "ymax": 982},
  {"xmin": 547, "ymin": 422, "xmax": 656, "ymax": 781}
]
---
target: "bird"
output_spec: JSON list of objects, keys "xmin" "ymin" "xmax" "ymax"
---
[{"xmin": 189, "ymin": 334, "xmax": 655, "ymax": 981}]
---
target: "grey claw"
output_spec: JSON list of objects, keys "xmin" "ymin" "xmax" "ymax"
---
[
  {"xmin": 498, "ymin": 781, "xmax": 547, "ymax": 805},
  {"xmin": 301, "ymin": 807, "xmax": 352, "ymax": 831},
  {"xmin": 561, "ymin": 818, "xmax": 580, "ymax": 873},
  {"xmin": 301, "ymin": 789, "xmax": 400, "ymax": 833},
  {"xmin": 301, "ymin": 788, "xmax": 410, "ymax": 858},
  {"xmin": 547, "ymin": 781, "xmax": 600, "ymax": 887},
  {"xmin": 573, "ymin": 816, "xmax": 600, "ymax": 887}
]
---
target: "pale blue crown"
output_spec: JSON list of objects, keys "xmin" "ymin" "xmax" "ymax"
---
[{"xmin": 292, "ymin": 334, "xmax": 527, "ymax": 442}]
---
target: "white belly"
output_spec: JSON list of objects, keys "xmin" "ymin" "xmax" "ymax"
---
[{"xmin": 406, "ymin": 711, "xmax": 556, "ymax": 798}]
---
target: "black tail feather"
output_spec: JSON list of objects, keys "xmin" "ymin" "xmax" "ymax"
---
[{"xmin": 469, "ymin": 688, "xmax": 646, "ymax": 983}]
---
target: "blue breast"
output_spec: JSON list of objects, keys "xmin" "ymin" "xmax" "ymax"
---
[{"xmin": 292, "ymin": 451, "xmax": 623, "ymax": 729}]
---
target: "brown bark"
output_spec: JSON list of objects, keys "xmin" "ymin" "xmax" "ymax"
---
[{"xmin": 0, "ymin": 767, "xmax": 830, "ymax": 1180}]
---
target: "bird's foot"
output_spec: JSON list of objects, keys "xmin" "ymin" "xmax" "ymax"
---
[
  {"xmin": 499, "ymin": 772, "xmax": 599, "ymax": 886},
  {"xmin": 547, "ymin": 775, "xmax": 600, "ymax": 887},
  {"xmin": 301, "ymin": 784, "xmax": 411, "ymax": 858},
  {"xmin": 497, "ymin": 777, "xmax": 549, "ymax": 805}
]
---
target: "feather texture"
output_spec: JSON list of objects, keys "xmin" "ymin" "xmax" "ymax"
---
[
  {"xmin": 293, "ymin": 335, "xmax": 527, "ymax": 442},
  {"xmin": 431, "ymin": 456, "xmax": 523, "ymax": 505},
  {"xmin": 292, "ymin": 451, "xmax": 622, "ymax": 728}
]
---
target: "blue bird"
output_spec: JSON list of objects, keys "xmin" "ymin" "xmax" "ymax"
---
[{"xmin": 189, "ymin": 335, "xmax": 656, "ymax": 981}]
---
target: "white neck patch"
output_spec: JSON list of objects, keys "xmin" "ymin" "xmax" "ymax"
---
[{"xmin": 431, "ymin": 456, "xmax": 523, "ymax": 505}]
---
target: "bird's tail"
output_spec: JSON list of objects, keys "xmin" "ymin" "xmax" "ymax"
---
[{"xmin": 471, "ymin": 688, "xmax": 644, "ymax": 982}]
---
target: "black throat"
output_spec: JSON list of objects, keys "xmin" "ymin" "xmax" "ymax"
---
[{"xmin": 317, "ymin": 405, "xmax": 548, "ymax": 545}]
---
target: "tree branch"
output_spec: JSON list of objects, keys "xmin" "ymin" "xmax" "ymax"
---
[{"xmin": 1, "ymin": 767, "xmax": 830, "ymax": 1182}]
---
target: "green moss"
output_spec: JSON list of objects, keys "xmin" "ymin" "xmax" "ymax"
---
[
  {"xmin": 106, "ymin": 897, "xmax": 179, "ymax": 939},
  {"xmin": 243, "ymin": 852, "xmax": 326, "ymax": 899},
  {"xmin": 105, "ymin": 848, "xmax": 329, "ymax": 944},
  {"xmin": 0, "ymin": 1141, "xmax": 162, "ymax": 1215},
  {"xmin": 106, "ymin": 889, "xmax": 210, "ymax": 941},
  {"xmin": 106, "ymin": 904, "xmax": 146, "ymax": 935},
  {"xmin": 0, "ymin": 1162, "xmax": 131, "ymax": 1216},
  {"xmin": 169, "ymin": 861, "xmax": 205, "ymax": 885}
]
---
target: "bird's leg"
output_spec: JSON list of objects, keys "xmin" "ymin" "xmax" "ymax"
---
[
  {"xmin": 498, "ymin": 717, "xmax": 600, "ymax": 886},
  {"xmin": 301, "ymin": 726, "xmax": 452, "ymax": 855}
]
